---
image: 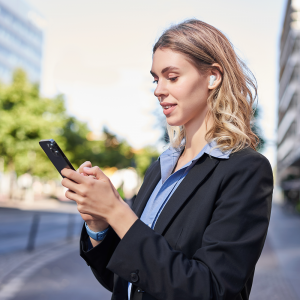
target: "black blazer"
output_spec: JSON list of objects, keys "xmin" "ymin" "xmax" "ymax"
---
[{"xmin": 80, "ymin": 146, "xmax": 274, "ymax": 300}]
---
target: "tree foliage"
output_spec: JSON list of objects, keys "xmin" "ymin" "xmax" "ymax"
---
[
  {"xmin": 0, "ymin": 70, "xmax": 67, "ymax": 178},
  {"xmin": 0, "ymin": 69, "xmax": 159, "ymax": 179}
]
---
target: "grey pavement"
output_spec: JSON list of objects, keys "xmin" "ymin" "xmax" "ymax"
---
[
  {"xmin": 250, "ymin": 203, "xmax": 300, "ymax": 299},
  {"xmin": 9, "ymin": 248, "xmax": 112, "ymax": 300},
  {"xmin": 0, "ymin": 205, "xmax": 112, "ymax": 300},
  {"xmin": 0, "ymin": 202, "xmax": 299, "ymax": 299}
]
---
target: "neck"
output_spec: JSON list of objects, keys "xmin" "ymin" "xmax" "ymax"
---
[{"xmin": 182, "ymin": 107, "xmax": 213, "ymax": 160}]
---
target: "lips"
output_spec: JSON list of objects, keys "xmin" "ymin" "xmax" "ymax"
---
[{"xmin": 160, "ymin": 102, "xmax": 177, "ymax": 116}]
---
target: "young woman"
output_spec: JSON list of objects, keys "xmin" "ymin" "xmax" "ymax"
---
[{"xmin": 61, "ymin": 19, "xmax": 274, "ymax": 300}]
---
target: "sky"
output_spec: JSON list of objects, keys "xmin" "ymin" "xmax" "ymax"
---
[{"xmin": 27, "ymin": 0, "xmax": 286, "ymax": 168}]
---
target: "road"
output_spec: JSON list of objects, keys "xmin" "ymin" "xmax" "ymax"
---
[
  {"xmin": 0, "ymin": 202, "xmax": 299, "ymax": 299},
  {"xmin": 9, "ymin": 248, "xmax": 112, "ymax": 300},
  {"xmin": 0, "ymin": 207, "xmax": 83, "ymax": 254},
  {"xmin": 0, "ymin": 206, "xmax": 112, "ymax": 300}
]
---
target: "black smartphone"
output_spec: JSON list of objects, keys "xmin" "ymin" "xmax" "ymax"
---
[{"xmin": 39, "ymin": 139, "xmax": 75, "ymax": 177}]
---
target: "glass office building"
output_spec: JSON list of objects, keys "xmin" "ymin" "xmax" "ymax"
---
[
  {"xmin": 277, "ymin": 0, "xmax": 300, "ymax": 204},
  {"xmin": 0, "ymin": 0, "xmax": 44, "ymax": 83}
]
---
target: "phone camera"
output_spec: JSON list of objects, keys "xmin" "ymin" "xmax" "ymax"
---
[{"xmin": 48, "ymin": 143, "xmax": 59, "ymax": 157}]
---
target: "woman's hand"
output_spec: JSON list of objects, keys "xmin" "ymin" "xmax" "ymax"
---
[
  {"xmin": 75, "ymin": 161, "xmax": 108, "ymax": 232},
  {"xmin": 61, "ymin": 166, "xmax": 138, "ymax": 239}
]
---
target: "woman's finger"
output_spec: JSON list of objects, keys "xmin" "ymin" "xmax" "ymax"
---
[
  {"xmin": 83, "ymin": 166, "xmax": 106, "ymax": 180},
  {"xmin": 77, "ymin": 161, "xmax": 92, "ymax": 173},
  {"xmin": 61, "ymin": 168, "xmax": 85, "ymax": 184},
  {"xmin": 65, "ymin": 189, "xmax": 83, "ymax": 203},
  {"xmin": 61, "ymin": 177, "xmax": 81, "ymax": 194}
]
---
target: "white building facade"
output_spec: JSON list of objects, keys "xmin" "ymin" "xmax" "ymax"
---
[
  {"xmin": 0, "ymin": 0, "xmax": 44, "ymax": 83},
  {"xmin": 277, "ymin": 0, "xmax": 300, "ymax": 202}
]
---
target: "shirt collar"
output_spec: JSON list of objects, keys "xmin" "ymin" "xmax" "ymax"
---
[{"xmin": 159, "ymin": 139, "xmax": 232, "ymax": 184}]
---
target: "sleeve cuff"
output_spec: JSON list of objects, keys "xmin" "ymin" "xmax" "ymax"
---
[{"xmin": 80, "ymin": 222, "xmax": 120, "ymax": 268}]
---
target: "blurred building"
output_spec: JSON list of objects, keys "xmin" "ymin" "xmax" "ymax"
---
[
  {"xmin": 277, "ymin": 0, "xmax": 300, "ymax": 204},
  {"xmin": 0, "ymin": 0, "xmax": 44, "ymax": 83}
]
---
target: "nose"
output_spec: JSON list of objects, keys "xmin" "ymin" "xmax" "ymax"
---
[{"xmin": 154, "ymin": 80, "xmax": 168, "ymax": 101}]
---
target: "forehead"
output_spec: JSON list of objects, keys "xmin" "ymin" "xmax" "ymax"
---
[{"xmin": 151, "ymin": 48, "xmax": 191, "ymax": 73}]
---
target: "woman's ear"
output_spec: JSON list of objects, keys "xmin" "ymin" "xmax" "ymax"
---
[{"xmin": 208, "ymin": 63, "xmax": 223, "ymax": 90}]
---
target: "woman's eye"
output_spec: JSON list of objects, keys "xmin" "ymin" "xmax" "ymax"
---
[
  {"xmin": 153, "ymin": 80, "xmax": 158, "ymax": 84},
  {"xmin": 169, "ymin": 77, "xmax": 178, "ymax": 82}
]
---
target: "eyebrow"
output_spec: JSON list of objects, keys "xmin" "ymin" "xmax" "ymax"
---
[{"xmin": 150, "ymin": 66, "xmax": 180, "ymax": 77}]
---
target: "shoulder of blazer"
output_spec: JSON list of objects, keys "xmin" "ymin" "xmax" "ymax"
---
[
  {"xmin": 226, "ymin": 146, "xmax": 271, "ymax": 165},
  {"xmin": 217, "ymin": 146, "xmax": 273, "ymax": 182}
]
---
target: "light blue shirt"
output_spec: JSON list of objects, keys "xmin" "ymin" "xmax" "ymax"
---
[{"xmin": 128, "ymin": 139, "xmax": 232, "ymax": 299}]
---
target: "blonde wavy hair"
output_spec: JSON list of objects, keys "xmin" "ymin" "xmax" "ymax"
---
[{"xmin": 153, "ymin": 19, "xmax": 260, "ymax": 153}]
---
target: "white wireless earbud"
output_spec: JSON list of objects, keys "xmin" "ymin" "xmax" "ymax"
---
[{"xmin": 209, "ymin": 75, "xmax": 216, "ymax": 87}]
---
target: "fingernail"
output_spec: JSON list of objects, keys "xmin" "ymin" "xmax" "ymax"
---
[{"xmin": 83, "ymin": 167, "xmax": 90, "ymax": 171}]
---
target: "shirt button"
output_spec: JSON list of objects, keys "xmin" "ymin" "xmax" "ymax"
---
[{"xmin": 131, "ymin": 272, "xmax": 139, "ymax": 283}]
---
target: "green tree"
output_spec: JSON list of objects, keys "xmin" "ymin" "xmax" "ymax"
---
[
  {"xmin": 59, "ymin": 116, "xmax": 92, "ymax": 170},
  {"xmin": 0, "ymin": 69, "xmax": 67, "ymax": 178},
  {"xmin": 0, "ymin": 69, "xmax": 159, "ymax": 186},
  {"xmin": 133, "ymin": 146, "xmax": 159, "ymax": 176},
  {"xmin": 94, "ymin": 126, "xmax": 135, "ymax": 169},
  {"xmin": 86, "ymin": 127, "xmax": 159, "ymax": 177}
]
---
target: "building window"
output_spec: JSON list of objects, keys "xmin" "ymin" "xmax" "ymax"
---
[
  {"xmin": 279, "ymin": 92, "xmax": 298, "ymax": 124},
  {"xmin": 279, "ymin": 120, "xmax": 297, "ymax": 150}
]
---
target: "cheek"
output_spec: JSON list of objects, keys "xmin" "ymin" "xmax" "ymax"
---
[{"xmin": 173, "ymin": 78, "xmax": 208, "ymax": 112}]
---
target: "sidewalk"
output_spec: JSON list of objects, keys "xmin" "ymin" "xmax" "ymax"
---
[
  {"xmin": 0, "ymin": 239, "xmax": 79, "ymax": 298},
  {"xmin": 1, "ymin": 200, "xmax": 299, "ymax": 299},
  {"xmin": 250, "ymin": 203, "xmax": 300, "ymax": 299},
  {"xmin": 0, "ymin": 198, "xmax": 78, "ymax": 214},
  {"xmin": 0, "ymin": 200, "xmax": 111, "ymax": 300},
  {"xmin": 0, "ymin": 240, "xmax": 112, "ymax": 300}
]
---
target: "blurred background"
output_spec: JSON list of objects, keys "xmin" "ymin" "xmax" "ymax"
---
[{"xmin": 0, "ymin": 0, "xmax": 299, "ymax": 299}]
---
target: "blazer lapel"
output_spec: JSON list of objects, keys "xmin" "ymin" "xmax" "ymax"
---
[
  {"xmin": 154, "ymin": 154, "xmax": 220, "ymax": 235},
  {"xmin": 133, "ymin": 160, "xmax": 161, "ymax": 218}
]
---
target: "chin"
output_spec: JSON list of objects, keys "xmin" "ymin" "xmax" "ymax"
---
[{"xmin": 166, "ymin": 118, "xmax": 184, "ymax": 127}]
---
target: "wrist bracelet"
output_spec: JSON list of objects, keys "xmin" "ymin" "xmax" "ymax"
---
[{"xmin": 85, "ymin": 222, "xmax": 109, "ymax": 241}]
